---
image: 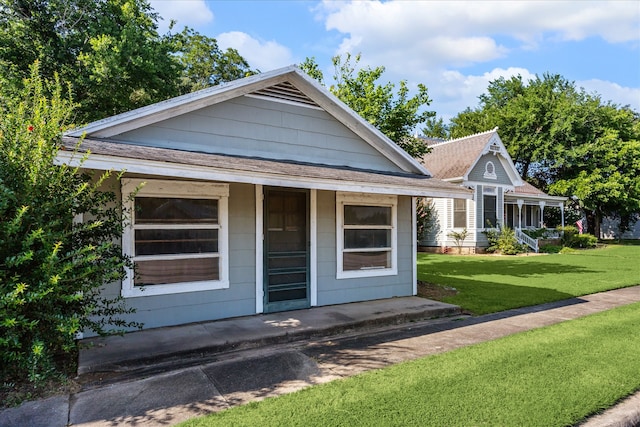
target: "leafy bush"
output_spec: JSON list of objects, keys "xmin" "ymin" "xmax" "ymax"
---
[
  {"xmin": 573, "ymin": 234, "xmax": 598, "ymax": 248},
  {"xmin": 557, "ymin": 225, "xmax": 597, "ymax": 249},
  {"xmin": 0, "ymin": 64, "xmax": 140, "ymax": 386},
  {"xmin": 484, "ymin": 226, "xmax": 526, "ymax": 255},
  {"xmin": 558, "ymin": 225, "xmax": 579, "ymax": 247},
  {"xmin": 540, "ymin": 244, "xmax": 563, "ymax": 254},
  {"xmin": 522, "ymin": 228, "xmax": 548, "ymax": 239}
]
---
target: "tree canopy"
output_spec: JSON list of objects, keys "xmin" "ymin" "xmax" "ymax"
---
[
  {"xmin": 0, "ymin": 0, "xmax": 254, "ymax": 123},
  {"xmin": 425, "ymin": 73, "xmax": 640, "ymax": 236},
  {"xmin": 300, "ymin": 54, "xmax": 433, "ymax": 158}
]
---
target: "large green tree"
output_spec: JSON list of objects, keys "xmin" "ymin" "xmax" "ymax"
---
[
  {"xmin": 172, "ymin": 27, "xmax": 255, "ymax": 94},
  {"xmin": 300, "ymin": 54, "xmax": 433, "ymax": 158},
  {"xmin": 0, "ymin": 0, "xmax": 254, "ymax": 123},
  {"xmin": 1, "ymin": 0, "xmax": 181, "ymax": 122},
  {"xmin": 431, "ymin": 73, "xmax": 640, "ymax": 236}
]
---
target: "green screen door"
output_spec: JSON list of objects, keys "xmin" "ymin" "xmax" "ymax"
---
[{"xmin": 264, "ymin": 188, "xmax": 310, "ymax": 312}]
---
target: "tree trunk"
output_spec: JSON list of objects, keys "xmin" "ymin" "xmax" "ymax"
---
[{"xmin": 585, "ymin": 210, "xmax": 597, "ymax": 235}]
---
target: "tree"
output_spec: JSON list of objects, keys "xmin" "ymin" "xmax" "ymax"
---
[
  {"xmin": 172, "ymin": 27, "xmax": 256, "ymax": 94},
  {"xmin": 0, "ymin": 0, "xmax": 255, "ymax": 123},
  {"xmin": 300, "ymin": 54, "xmax": 433, "ymax": 158},
  {"xmin": 1, "ymin": 0, "xmax": 182, "ymax": 122},
  {"xmin": 550, "ymin": 104, "xmax": 640, "ymax": 237},
  {"xmin": 0, "ymin": 64, "xmax": 139, "ymax": 386}
]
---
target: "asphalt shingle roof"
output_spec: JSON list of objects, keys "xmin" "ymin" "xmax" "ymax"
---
[{"xmin": 420, "ymin": 130, "xmax": 495, "ymax": 180}]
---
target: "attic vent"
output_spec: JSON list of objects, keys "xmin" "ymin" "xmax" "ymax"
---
[
  {"xmin": 489, "ymin": 142, "xmax": 501, "ymax": 153},
  {"xmin": 250, "ymin": 82, "xmax": 320, "ymax": 108}
]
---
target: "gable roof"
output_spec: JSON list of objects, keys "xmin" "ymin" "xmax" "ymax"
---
[
  {"xmin": 65, "ymin": 65, "xmax": 430, "ymax": 176},
  {"xmin": 420, "ymin": 128, "xmax": 522, "ymax": 186}
]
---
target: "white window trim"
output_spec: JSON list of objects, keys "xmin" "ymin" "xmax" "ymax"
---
[
  {"xmin": 482, "ymin": 186, "xmax": 498, "ymax": 230},
  {"xmin": 336, "ymin": 192, "xmax": 398, "ymax": 279},
  {"xmin": 453, "ymin": 198, "xmax": 467, "ymax": 229},
  {"xmin": 121, "ymin": 179, "xmax": 229, "ymax": 297}
]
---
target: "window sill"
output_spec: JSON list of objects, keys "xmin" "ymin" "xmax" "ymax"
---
[
  {"xmin": 122, "ymin": 279, "xmax": 229, "ymax": 298},
  {"xmin": 336, "ymin": 267, "xmax": 397, "ymax": 280}
]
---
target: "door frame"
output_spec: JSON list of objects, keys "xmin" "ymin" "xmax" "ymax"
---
[{"xmin": 255, "ymin": 185, "xmax": 317, "ymax": 314}]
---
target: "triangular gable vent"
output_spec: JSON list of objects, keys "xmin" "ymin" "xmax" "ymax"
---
[{"xmin": 249, "ymin": 81, "xmax": 320, "ymax": 108}]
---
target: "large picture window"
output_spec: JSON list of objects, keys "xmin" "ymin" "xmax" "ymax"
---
[
  {"xmin": 337, "ymin": 193, "xmax": 397, "ymax": 279},
  {"xmin": 453, "ymin": 199, "xmax": 467, "ymax": 228},
  {"xmin": 122, "ymin": 179, "xmax": 229, "ymax": 297}
]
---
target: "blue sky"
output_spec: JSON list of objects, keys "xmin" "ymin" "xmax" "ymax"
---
[{"xmin": 150, "ymin": 0, "xmax": 640, "ymax": 122}]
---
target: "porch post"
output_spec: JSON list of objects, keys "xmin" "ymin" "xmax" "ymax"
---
[
  {"xmin": 560, "ymin": 204, "xmax": 565, "ymax": 228},
  {"xmin": 517, "ymin": 199, "xmax": 523, "ymax": 230},
  {"xmin": 539, "ymin": 201, "xmax": 546, "ymax": 228}
]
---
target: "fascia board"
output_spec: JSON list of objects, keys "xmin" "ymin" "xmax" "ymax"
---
[
  {"xmin": 55, "ymin": 151, "xmax": 470, "ymax": 199},
  {"xmin": 504, "ymin": 193, "xmax": 567, "ymax": 202}
]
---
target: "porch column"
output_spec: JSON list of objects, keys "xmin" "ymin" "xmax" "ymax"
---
[
  {"xmin": 560, "ymin": 204, "xmax": 565, "ymax": 228},
  {"xmin": 517, "ymin": 199, "xmax": 524, "ymax": 230},
  {"xmin": 539, "ymin": 201, "xmax": 546, "ymax": 228}
]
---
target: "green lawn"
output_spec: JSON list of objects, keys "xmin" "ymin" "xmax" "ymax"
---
[
  {"xmin": 179, "ymin": 302, "xmax": 640, "ymax": 427},
  {"xmin": 418, "ymin": 244, "xmax": 640, "ymax": 314}
]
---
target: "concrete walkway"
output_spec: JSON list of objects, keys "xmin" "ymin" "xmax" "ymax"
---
[{"xmin": 2, "ymin": 286, "xmax": 640, "ymax": 427}]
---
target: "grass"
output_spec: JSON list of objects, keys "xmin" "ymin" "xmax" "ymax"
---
[
  {"xmin": 418, "ymin": 244, "xmax": 640, "ymax": 314},
  {"xmin": 179, "ymin": 302, "xmax": 640, "ymax": 427}
]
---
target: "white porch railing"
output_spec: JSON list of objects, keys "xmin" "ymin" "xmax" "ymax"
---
[{"xmin": 516, "ymin": 229, "xmax": 539, "ymax": 252}]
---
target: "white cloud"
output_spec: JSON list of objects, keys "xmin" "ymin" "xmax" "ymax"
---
[
  {"xmin": 149, "ymin": 0, "xmax": 214, "ymax": 33},
  {"xmin": 217, "ymin": 32, "xmax": 296, "ymax": 71},
  {"xmin": 578, "ymin": 79, "xmax": 640, "ymax": 112},
  {"xmin": 319, "ymin": 0, "xmax": 639, "ymax": 67},
  {"xmin": 428, "ymin": 68, "xmax": 536, "ymax": 121},
  {"xmin": 315, "ymin": 1, "xmax": 639, "ymax": 120}
]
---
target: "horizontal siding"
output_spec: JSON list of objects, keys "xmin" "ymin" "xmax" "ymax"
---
[
  {"xmin": 468, "ymin": 154, "xmax": 514, "ymax": 186},
  {"xmin": 317, "ymin": 192, "xmax": 413, "ymax": 305},
  {"xmin": 115, "ymin": 96, "xmax": 404, "ymax": 173},
  {"xmin": 91, "ymin": 180, "xmax": 258, "ymax": 334}
]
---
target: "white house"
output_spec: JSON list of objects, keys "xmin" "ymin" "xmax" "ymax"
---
[{"xmin": 419, "ymin": 128, "xmax": 566, "ymax": 252}]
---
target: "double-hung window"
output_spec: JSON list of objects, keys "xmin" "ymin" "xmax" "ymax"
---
[
  {"xmin": 122, "ymin": 179, "xmax": 229, "ymax": 297},
  {"xmin": 336, "ymin": 192, "xmax": 397, "ymax": 279},
  {"xmin": 453, "ymin": 199, "xmax": 467, "ymax": 228}
]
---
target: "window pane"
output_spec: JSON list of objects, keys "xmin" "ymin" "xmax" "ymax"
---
[
  {"xmin": 453, "ymin": 199, "xmax": 466, "ymax": 228},
  {"xmin": 345, "ymin": 229, "xmax": 391, "ymax": 249},
  {"xmin": 135, "ymin": 257, "xmax": 219, "ymax": 286},
  {"xmin": 135, "ymin": 229, "xmax": 218, "ymax": 256},
  {"xmin": 344, "ymin": 205, "xmax": 391, "ymax": 226},
  {"xmin": 343, "ymin": 251, "xmax": 391, "ymax": 270},
  {"xmin": 136, "ymin": 198, "xmax": 218, "ymax": 224}
]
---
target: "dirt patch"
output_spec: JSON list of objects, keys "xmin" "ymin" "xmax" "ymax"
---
[{"xmin": 417, "ymin": 280, "xmax": 458, "ymax": 300}]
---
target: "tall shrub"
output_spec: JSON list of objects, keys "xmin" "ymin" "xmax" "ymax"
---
[{"xmin": 0, "ymin": 63, "xmax": 139, "ymax": 385}]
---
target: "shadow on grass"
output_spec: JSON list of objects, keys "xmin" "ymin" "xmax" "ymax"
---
[
  {"xmin": 426, "ymin": 278, "xmax": 577, "ymax": 315},
  {"xmin": 418, "ymin": 256, "xmax": 599, "ymax": 280}
]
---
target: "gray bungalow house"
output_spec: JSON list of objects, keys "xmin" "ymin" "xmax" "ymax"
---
[
  {"xmin": 57, "ymin": 66, "xmax": 470, "ymax": 332},
  {"xmin": 419, "ymin": 128, "xmax": 566, "ymax": 252}
]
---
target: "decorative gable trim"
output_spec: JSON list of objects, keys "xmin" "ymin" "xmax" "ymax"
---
[{"xmin": 464, "ymin": 130, "xmax": 523, "ymax": 187}]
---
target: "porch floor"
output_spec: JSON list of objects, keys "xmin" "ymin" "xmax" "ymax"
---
[{"xmin": 78, "ymin": 296, "xmax": 461, "ymax": 377}]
